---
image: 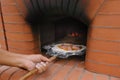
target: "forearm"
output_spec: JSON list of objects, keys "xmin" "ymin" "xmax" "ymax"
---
[{"xmin": 0, "ymin": 49, "xmax": 25, "ymax": 67}]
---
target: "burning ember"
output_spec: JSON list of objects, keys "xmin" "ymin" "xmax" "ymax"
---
[
  {"xmin": 57, "ymin": 32, "xmax": 82, "ymax": 45},
  {"xmin": 68, "ymin": 32, "xmax": 81, "ymax": 37}
]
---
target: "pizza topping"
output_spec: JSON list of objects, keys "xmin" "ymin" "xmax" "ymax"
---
[{"xmin": 58, "ymin": 43, "xmax": 81, "ymax": 51}]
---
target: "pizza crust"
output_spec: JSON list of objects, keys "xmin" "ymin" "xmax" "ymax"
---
[{"xmin": 51, "ymin": 43, "xmax": 83, "ymax": 53}]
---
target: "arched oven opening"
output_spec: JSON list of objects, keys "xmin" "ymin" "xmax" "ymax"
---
[{"xmin": 25, "ymin": 0, "xmax": 90, "ymax": 58}]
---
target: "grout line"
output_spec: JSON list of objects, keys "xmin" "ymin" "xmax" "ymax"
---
[
  {"xmin": 0, "ymin": 67, "xmax": 11, "ymax": 78},
  {"xmin": 2, "ymin": 13, "xmax": 23, "ymax": 16},
  {"xmin": 108, "ymin": 75, "xmax": 111, "ymax": 80},
  {"xmin": 90, "ymin": 37, "xmax": 120, "ymax": 43},
  {"xmin": 6, "ymin": 38, "xmax": 38, "ymax": 42},
  {"xmin": 90, "ymin": 0, "xmax": 107, "ymax": 23},
  {"xmin": 78, "ymin": 69, "xmax": 85, "ymax": 80},
  {"xmin": 91, "ymin": 26, "xmax": 120, "ymax": 29},
  {"xmin": 98, "ymin": 13, "xmax": 120, "ymax": 15},
  {"xmin": 86, "ymin": 59, "xmax": 120, "ymax": 68},
  {"xmin": 8, "ymin": 68, "xmax": 20, "ymax": 80},
  {"xmin": 5, "ymin": 31, "xmax": 33, "ymax": 34},
  {"xmin": 93, "ymin": 73, "xmax": 97, "ymax": 80},
  {"xmin": 1, "ymin": 3, "xmax": 16, "ymax": 6},
  {"xmin": 89, "ymin": 49, "xmax": 120, "ymax": 56},
  {"xmin": 4, "ymin": 22, "xmax": 26, "ymax": 24},
  {"xmin": 46, "ymin": 59, "xmax": 70, "ymax": 80},
  {"xmin": 64, "ymin": 62, "xmax": 78, "ymax": 80},
  {"xmin": 9, "ymin": 46, "xmax": 39, "ymax": 51}
]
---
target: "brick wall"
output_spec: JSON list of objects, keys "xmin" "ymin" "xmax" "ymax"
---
[
  {"xmin": 0, "ymin": 0, "xmax": 40, "ymax": 54},
  {"xmin": 0, "ymin": 0, "xmax": 120, "ymax": 77},
  {"xmin": 86, "ymin": 0, "xmax": 120, "ymax": 77},
  {"xmin": 0, "ymin": 0, "xmax": 105, "ymax": 54},
  {"xmin": 0, "ymin": 5, "xmax": 7, "ymax": 50}
]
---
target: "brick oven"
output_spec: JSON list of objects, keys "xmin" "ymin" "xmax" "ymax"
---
[{"xmin": 0, "ymin": 0, "xmax": 120, "ymax": 80}]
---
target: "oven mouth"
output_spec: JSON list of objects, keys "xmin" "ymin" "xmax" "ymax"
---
[
  {"xmin": 38, "ymin": 16, "xmax": 88, "ymax": 46},
  {"xmin": 24, "ymin": 0, "xmax": 89, "ymax": 56}
]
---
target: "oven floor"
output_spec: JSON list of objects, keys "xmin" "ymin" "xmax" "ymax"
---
[{"xmin": 0, "ymin": 57, "xmax": 119, "ymax": 80}]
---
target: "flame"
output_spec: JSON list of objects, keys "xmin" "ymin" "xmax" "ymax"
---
[{"xmin": 69, "ymin": 32, "xmax": 81, "ymax": 37}]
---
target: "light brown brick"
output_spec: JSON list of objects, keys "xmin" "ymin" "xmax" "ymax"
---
[
  {"xmin": 85, "ymin": 0, "xmax": 103, "ymax": 20},
  {"xmin": 86, "ymin": 51, "xmax": 120, "ymax": 65},
  {"xmin": 4, "ymin": 24, "xmax": 32, "ymax": 33},
  {"xmin": 99, "ymin": 0, "xmax": 120, "ymax": 14},
  {"xmin": 7, "ymin": 40, "xmax": 39, "ymax": 50},
  {"xmin": 89, "ymin": 27, "xmax": 120, "ymax": 41},
  {"xmin": 6, "ymin": 32, "xmax": 38, "ymax": 41},
  {"xmin": 87, "ymin": 39, "xmax": 120, "ymax": 53},
  {"xmin": 91, "ymin": 15, "xmax": 120, "ymax": 28},
  {"xmin": 2, "ymin": 5, "xmax": 20, "ymax": 14},
  {"xmin": 3, "ymin": 15, "xmax": 25, "ymax": 23}
]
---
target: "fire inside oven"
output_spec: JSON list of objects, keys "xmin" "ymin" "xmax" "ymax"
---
[
  {"xmin": 24, "ymin": 0, "xmax": 89, "ymax": 57},
  {"xmin": 39, "ymin": 17, "xmax": 88, "ymax": 47}
]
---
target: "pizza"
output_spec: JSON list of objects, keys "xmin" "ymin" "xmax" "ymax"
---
[
  {"xmin": 57, "ymin": 43, "xmax": 82, "ymax": 51},
  {"xmin": 44, "ymin": 43, "xmax": 86, "ymax": 58}
]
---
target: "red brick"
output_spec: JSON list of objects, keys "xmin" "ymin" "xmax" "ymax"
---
[
  {"xmin": 85, "ymin": 60, "xmax": 120, "ymax": 77},
  {"xmin": 15, "ymin": 0, "xmax": 27, "ymax": 16},
  {"xmin": 1, "ymin": 0, "xmax": 15, "ymax": 5},
  {"xmin": 0, "ymin": 15, "xmax": 7, "ymax": 50},
  {"xmin": 7, "ymin": 40, "xmax": 39, "ymax": 50},
  {"xmin": 0, "ymin": 39, "xmax": 6, "ymax": 48},
  {"xmin": 87, "ymin": 39, "xmax": 120, "ymax": 53},
  {"xmin": 86, "ymin": 51, "xmax": 120, "ymax": 65},
  {"xmin": 10, "ymin": 69, "xmax": 27, "ymax": 80},
  {"xmin": 0, "ymin": 59, "xmax": 120, "ymax": 80},
  {"xmin": 47, "ymin": 59, "xmax": 69, "ymax": 78},
  {"xmin": 0, "ymin": 38, "xmax": 7, "ymax": 50},
  {"xmin": 95, "ymin": 74, "xmax": 109, "ymax": 80},
  {"xmin": 91, "ymin": 15, "xmax": 120, "ymax": 28},
  {"xmin": 0, "ymin": 31, "xmax": 5, "ymax": 38},
  {"xmin": 85, "ymin": 0, "xmax": 102, "ymax": 20},
  {"xmin": 3, "ymin": 15, "xmax": 25, "ymax": 23},
  {"xmin": 80, "ymin": 70, "xmax": 94, "ymax": 80},
  {"xmin": 0, "ymin": 24, "xmax": 3, "ymax": 30},
  {"xmin": 111, "ymin": 77, "xmax": 120, "ymax": 80},
  {"xmin": 0, "ymin": 66, "xmax": 10, "ymax": 74},
  {"xmin": 89, "ymin": 27, "xmax": 120, "ymax": 41},
  {"xmin": 9, "ymin": 47, "xmax": 40, "ymax": 54},
  {"xmin": 98, "ymin": 0, "xmax": 105, "ymax": 4},
  {"xmin": 4, "ymin": 24, "xmax": 32, "ymax": 33},
  {"xmin": 99, "ymin": 0, "xmax": 120, "ymax": 14},
  {"xmin": 0, "ymin": 16, "xmax": 2, "ymax": 23},
  {"xmin": 0, "ymin": 67, "xmax": 19, "ymax": 80},
  {"xmin": 67, "ymin": 64, "xmax": 84, "ymax": 80},
  {"xmin": 51, "ymin": 60, "xmax": 77, "ymax": 80},
  {"xmin": 0, "ymin": 14, "xmax": 4, "ymax": 30},
  {"xmin": 2, "ymin": 5, "xmax": 20, "ymax": 14},
  {"xmin": 0, "ymin": 46, "xmax": 7, "ymax": 50},
  {"xmin": 77, "ymin": 61, "xmax": 85, "ymax": 69},
  {"xmin": 6, "ymin": 32, "xmax": 38, "ymax": 41}
]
